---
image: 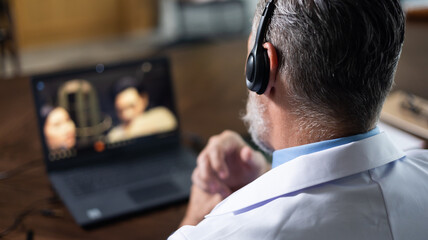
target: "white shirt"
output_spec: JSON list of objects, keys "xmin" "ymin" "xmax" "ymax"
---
[
  {"xmin": 169, "ymin": 132, "xmax": 428, "ymax": 240},
  {"xmin": 107, "ymin": 107, "xmax": 177, "ymax": 143}
]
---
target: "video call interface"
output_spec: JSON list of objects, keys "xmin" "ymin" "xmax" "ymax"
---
[{"xmin": 35, "ymin": 61, "xmax": 178, "ymax": 161}]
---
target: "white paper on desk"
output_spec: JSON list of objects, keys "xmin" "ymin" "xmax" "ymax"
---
[{"xmin": 379, "ymin": 121, "xmax": 425, "ymax": 151}]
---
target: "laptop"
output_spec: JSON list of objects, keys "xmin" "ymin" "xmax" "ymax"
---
[{"xmin": 31, "ymin": 57, "xmax": 196, "ymax": 227}]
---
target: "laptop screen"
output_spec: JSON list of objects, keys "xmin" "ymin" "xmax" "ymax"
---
[{"xmin": 32, "ymin": 58, "xmax": 179, "ymax": 163}]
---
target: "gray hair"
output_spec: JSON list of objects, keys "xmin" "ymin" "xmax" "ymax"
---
[{"xmin": 252, "ymin": 0, "xmax": 405, "ymax": 138}]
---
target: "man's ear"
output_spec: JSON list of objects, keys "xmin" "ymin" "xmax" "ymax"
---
[{"xmin": 262, "ymin": 42, "xmax": 279, "ymax": 96}]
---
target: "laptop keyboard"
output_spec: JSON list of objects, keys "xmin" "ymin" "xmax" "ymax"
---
[{"xmin": 62, "ymin": 158, "xmax": 173, "ymax": 196}]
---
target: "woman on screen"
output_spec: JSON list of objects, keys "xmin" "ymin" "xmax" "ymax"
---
[
  {"xmin": 43, "ymin": 107, "xmax": 76, "ymax": 150},
  {"xmin": 107, "ymin": 77, "xmax": 177, "ymax": 143}
]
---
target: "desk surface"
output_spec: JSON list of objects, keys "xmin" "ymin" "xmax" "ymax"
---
[{"xmin": 0, "ymin": 39, "xmax": 249, "ymax": 239}]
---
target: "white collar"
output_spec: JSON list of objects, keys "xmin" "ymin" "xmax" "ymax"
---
[{"xmin": 207, "ymin": 132, "xmax": 405, "ymax": 217}]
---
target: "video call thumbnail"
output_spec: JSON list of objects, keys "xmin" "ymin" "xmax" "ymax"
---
[{"xmin": 35, "ymin": 61, "xmax": 178, "ymax": 161}]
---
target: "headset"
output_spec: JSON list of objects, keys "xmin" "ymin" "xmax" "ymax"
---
[{"xmin": 246, "ymin": 0, "xmax": 276, "ymax": 94}]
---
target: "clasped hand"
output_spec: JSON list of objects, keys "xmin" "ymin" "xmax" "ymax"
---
[{"xmin": 180, "ymin": 130, "xmax": 270, "ymax": 226}]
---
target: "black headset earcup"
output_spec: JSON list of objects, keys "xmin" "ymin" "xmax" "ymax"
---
[
  {"xmin": 258, "ymin": 49, "xmax": 270, "ymax": 94},
  {"xmin": 246, "ymin": 47, "xmax": 270, "ymax": 94},
  {"xmin": 246, "ymin": 53, "xmax": 255, "ymax": 89}
]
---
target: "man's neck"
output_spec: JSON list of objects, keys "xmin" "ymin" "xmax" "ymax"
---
[
  {"xmin": 265, "ymin": 87, "xmax": 366, "ymax": 151},
  {"xmin": 268, "ymin": 111, "xmax": 355, "ymax": 150}
]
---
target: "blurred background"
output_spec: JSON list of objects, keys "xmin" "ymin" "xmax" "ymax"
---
[
  {"xmin": 0, "ymin": 0, "xmax": 258, "ymax": 78},
  {"xmin": 0, "ymin": 0, "xmax": 426, "ymax": 95}
]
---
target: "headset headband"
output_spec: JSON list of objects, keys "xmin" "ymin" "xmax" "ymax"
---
[{"xmin": 246, "ymin": 0, "xmax": 276, "ymax": 94}]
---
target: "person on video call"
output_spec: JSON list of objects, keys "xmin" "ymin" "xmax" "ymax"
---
[
  {"xmin": 169, "ymin": 0, "xmax": 428, "ymax": 239},
  {"xmin": 107, "ymin": 77, "xmax": 177, "ymax": 143},
  {"xmin": 43, "ymin": 107, "xmax": 76, "ymax": 150}
]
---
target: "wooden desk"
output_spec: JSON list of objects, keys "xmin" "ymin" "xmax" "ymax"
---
[{"xmin": 0, "ymin": 38, "xmax": 249, "ymax": 239}]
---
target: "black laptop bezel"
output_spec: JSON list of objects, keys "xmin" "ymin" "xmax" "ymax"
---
[{"xmin": 31, "ymin": 57, "xmax": 182, "ymax": 172}]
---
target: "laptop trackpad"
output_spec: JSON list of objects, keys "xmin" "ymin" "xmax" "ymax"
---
[{"xmin": 128, "ymin": 181, "xmax": 181, "ymax": 204}]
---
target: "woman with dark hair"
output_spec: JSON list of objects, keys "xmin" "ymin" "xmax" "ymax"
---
[
  {"xmin": 107, "ymin": 76, "xmax": 177, "ymax": 142},
  {"xmin": 42, "ymin": 106, "xmax": 76, "ymax": 150}
]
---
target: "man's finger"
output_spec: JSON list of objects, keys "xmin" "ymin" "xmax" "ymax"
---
[
  {"xmin": 192, "ymin": 169, "xmax": 210, "ymax": 192},
  {"xmin": 208, "ymin": 148, "xmax": 229, "ymax": 179},
  {"xmin": 193, "ymin": 168, "xmax": 226, "ymax": 195},
  {"xmin": 196, "ymin": 152, "xmax": 212, "ymax": 183},
  {"xmin": 240, "ymin": 146, "xmax": 253, "ymax": 163},
  {"xmin": 194, "ymin": 170, "xmax": 231, "ymax": 198},
  {"xmin": 197, "ymin": 153, "xmax": 222, "ymax": 192}
]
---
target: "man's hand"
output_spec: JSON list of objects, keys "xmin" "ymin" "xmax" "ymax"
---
[
  {"xmin": 179, "ymin": 185, "xmax": 223, "ymax": 227},
  {"xmin": 192, "ymin": 130, "xmax": 270, "ymax": 198}
]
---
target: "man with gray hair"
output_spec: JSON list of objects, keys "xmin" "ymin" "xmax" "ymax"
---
[{"xmin": 169, "ymin": 0, "xmax": 428, "ymax": 239}]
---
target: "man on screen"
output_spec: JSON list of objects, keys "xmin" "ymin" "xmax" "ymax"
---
[{"xmin": 169, "ymin": 0, "xmax": 428, "ymax": 239}]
